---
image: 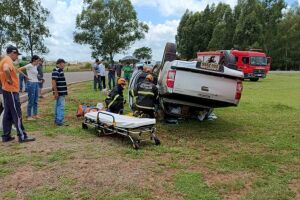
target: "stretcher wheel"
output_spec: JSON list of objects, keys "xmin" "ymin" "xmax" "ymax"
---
[
  {"xmin": 82, "ymin": 123, "xmax": 88, "ymax": 129},
  {"xmin": 154, "ymin": 137, "xmax": 161, "ymax": 145}
]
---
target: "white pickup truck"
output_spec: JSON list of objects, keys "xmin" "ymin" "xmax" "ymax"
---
[{"xmin": 129, "ymin": 43, "xmax": 244, "ymax": 119}]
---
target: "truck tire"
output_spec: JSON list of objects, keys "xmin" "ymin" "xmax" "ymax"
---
[
  {"xmin": 161, "ymin": 43, "xmax": 177, "ymax": 68},
  {"xmin": 250, "ymin": 77, "xmax": 259, "ymax": 82}
]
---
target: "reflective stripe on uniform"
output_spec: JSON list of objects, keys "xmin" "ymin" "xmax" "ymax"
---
[
  {"xmin": 137, "ymin": 91, "xmax": 154, "ymax": 96},
  {"xmin": 130, "ymin": 89, "xmax": 135, "ymax": 97},
  {"xmin": 108, "ymin": 94, "xmax": 120, "ymax": 108},
  {"xmin": 136, "ymin": 104, "xmax": 155, "ymax": 110}
]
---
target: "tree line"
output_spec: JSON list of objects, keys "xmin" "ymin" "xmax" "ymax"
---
[{"xmin": 176, "ymin": 0, "xmax": 300, "ymax": 70}]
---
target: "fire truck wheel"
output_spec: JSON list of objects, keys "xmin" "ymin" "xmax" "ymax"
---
[{"xmin": 250, "ymin": 77, "xmax": 259, "ymax": 82}]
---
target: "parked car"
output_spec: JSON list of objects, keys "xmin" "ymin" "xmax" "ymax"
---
[{"xmin": 129, "ymin": 43, "xmax": 244, "ymax": 119}]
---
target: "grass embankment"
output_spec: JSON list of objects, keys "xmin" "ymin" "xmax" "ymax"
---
[
  {"xmin": 0, "ymin": 73, "xmax": 299, "ymax": 200},
  {"xmin": 43, "ymin": 63, "xmax": 91, "ymax": 73}
]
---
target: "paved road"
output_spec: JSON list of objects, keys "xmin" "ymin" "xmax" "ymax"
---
[{"xmin": 43, "ymin": 71, "xmax": 94, "ymax": 88}]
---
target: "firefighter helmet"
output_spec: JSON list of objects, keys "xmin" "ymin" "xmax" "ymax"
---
[{"xmin": 117, "ymin": 78, "xmax": 126, "ymax": 85}]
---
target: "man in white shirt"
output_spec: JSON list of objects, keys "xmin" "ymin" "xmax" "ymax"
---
[
  {"xmin": 92, "ymin": 59, "xmax": 102, "ymax": 91},
  {"xmin": 99, "ymin": 60, "xmax": 106, "ymax": 90}
]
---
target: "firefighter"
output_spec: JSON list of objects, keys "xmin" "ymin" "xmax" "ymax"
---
[
  {"xmin": 105, "ymin": 78, "xmax": 126, "ymax": 114},
  {"xmin": 133, "ymin": 74, "xmax": 158, "ymax": 118}
]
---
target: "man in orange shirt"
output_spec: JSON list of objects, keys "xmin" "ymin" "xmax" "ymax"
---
[{"xmin": 0, "ymin": 45, "xmax": 35, "ymax": 143}]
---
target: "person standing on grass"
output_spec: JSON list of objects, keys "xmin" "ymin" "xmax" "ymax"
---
[
  {"xmin": 99, "ymin": 60, "xmax": 106, "ymax": 90},
  {"xmin": 0, "ymin": 45, "xmax": 35, "ymax": 143},
  {"xmin": 92, "ymin": 59, "xmax": 102, "ymax": 91},
  {"xmin": 116, "ymin": 61, "xmax": 122, "ymax": 78},
  {"xmin": 52, "ymin": 59, "xmax": 68, "ymax": 126},
  {"xmin": 37, "ymin": 58, "xmax": 45, "ymax": 98},
  {"xmin": 122, "ymin": 62, "xmax": 133, "ymax": 82},
  {"xmin": 108, "ymin": 62, "xmax": 116, "ymax": 90},
  {"xmin": 18, "ymin": 55, "xmax": 41, "ymax": 120},
  {"xmin": 19, "ymin": 56, "xmax": 28, "ymax": 93}
]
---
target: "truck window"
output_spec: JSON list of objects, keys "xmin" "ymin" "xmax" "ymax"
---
[
  {"xmin": 242, "ymin": 57, "xmax": 249, "ymax": 64},
  {"xmin": 250, "ymin": 57, "xmax": 267, "ymax": 66},
  {"xmin": 235, "ymin": 57, "xmax": 238, "ymax": 62}
]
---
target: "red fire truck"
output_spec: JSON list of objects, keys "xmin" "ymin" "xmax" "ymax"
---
[{"xmin": 197, "ymin": 50, "xmax": 271, "ymax": 81}]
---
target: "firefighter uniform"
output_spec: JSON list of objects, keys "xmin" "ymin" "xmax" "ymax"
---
[
  {"xmin": 133, "ymin": 75, "xmax": 158, "ymax": 118},
  {"xmin": 105, "ymin": 78, "xmax": 126, "ymax": 114}
]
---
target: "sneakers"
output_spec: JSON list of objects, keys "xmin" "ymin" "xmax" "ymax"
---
[
  {"xmin": 19, "ymin": 136, "xmax": 36, "ymax": 143},
  {"xmin": 2, "ymin": 135, "xmax": 36, "ymax": 143},
  {"xmin": 2, "ymin": 136, "xmax": 15, "ymax": 142},
  {"xmin": 27, "ymin": 117, "xmax": 36, "ymax": 121},
  {"xmin": 33, "ymin": 115, "xmax": 41, "ymax": 119}
]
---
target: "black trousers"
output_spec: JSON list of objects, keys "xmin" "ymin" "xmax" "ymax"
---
[
  {"xmin": 2, "ymin": 90, "xmax": 27, "ymax": 140},
  {"xmin": 101, "ymin": 76, "xmax": 106, "ymax": 89},
  {"xmin": 93, "ymin": 75, "xmax": 102, "ymax": 90}
]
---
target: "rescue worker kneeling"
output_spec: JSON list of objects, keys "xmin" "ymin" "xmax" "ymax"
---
[
  {"xmin": 105, "ymin": 78, "xmax": 126, "ymax": 114},
  {"xmin": 132, "ymin": 74, "xmax": 158, "ymax": 118}
]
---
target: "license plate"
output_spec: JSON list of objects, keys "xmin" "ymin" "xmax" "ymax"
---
[{"xmin": 198, "ymin": 62, "xmax": 223, "ymax": 72}]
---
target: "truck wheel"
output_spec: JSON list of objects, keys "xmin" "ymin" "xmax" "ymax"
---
[
  {"xmin": 161, "ymin": 43, "xmax": 177, "ymax": 68},
  {"xmin": 250, "ymin": 78, "xmax": 259, "ymax": 82}
]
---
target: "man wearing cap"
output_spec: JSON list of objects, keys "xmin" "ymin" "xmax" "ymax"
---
[
  {"xmin": 0, "ymin": 45, "xmax": 36, "ymax": 142},
  {"xmin": 52, "ymin": 59, "xmax": 68, "ymax": 126}
]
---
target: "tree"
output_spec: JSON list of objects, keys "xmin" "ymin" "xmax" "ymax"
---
[
  {"xmin": 176, "ymin": 10, "xmax": 193, "ymax": 59},
  {"xmin": 0, "ymin": 0, "xmax": 19, "ymax": 54},
  {"xmin": 133, "ymin": 47, "xmax": 152, "ymax": 60},
  {"xmin": 16, "ymin": 0, "xmax": 50, "ymax": 57},
  {"xmin": 74, "ymin": 0, "xmax": 148, "ymax": 62},
  {"xmin": 233, "ymin": 0, "xmax": 264, "ymax": 49}
]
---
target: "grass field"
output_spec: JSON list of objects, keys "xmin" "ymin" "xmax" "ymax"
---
[{"xmin": 0, "ymin": 73, "xmax": 299, "ymax": 200}]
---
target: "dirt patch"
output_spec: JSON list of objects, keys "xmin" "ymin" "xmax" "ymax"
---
[
  {"xmin": 0, "ymin": 165, "xmax": 51, "ymax": 199},
  {"xmin": 289, "ymin": 179, "xmax": 300, "ymax": 200},
  {"xmin": 0, "ymin": 132, "xmax": 183, "ymax": 199}
]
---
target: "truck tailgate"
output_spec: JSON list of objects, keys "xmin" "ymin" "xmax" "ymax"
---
[{"xmin": 173, "ymin": 70, "xmax": 238, "ymax": 104}]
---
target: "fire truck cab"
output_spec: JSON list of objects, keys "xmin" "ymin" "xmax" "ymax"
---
[
  {"xmin": 231, "ymin": 50, "xmax": 271, "ymax": 81},
  {"xmin": 198, "ymin": 50, "xmax": 271, "ymax": 81}
]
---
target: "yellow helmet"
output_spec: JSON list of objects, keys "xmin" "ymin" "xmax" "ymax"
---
[
  {"xmin": 117, "ymin": 78, "xmax": 126, "ymax": 85},
  {"xmin": 146, "ymin": 74, "xmax": 154, "ymax": 82}
]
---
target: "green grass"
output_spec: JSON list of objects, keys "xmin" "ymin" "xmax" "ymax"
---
[
  {"xmin": 0, "ymin": 72, "xmax": 299, "ymax": 199},
  {"xmin": 174, "ymin": 172, "xmax": 221, "ymax": 200}
]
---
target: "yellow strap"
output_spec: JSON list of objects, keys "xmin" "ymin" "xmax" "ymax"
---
[
  {"xmin": 108, "ymin": 94, "xmax": 120, "ymax": 108},
  {"xmin": 136, "ymin": 104, "xmax": 155, "ymax": 110},
  {"xmin": 137, "ymin": 91, "xmax": 154, "ymax": 96}
]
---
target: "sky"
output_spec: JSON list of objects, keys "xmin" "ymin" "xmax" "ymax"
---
[{"xmin": 39, "ymin": 0, "xmax": 299, "ymax": 62}]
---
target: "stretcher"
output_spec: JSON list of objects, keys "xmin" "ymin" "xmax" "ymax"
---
[{"xmin": 82, "ymin": 111, "xmax": 160, "ymax": 149}]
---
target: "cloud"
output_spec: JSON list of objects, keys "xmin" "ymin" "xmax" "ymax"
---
[
  {"xmin": 40, "ymin": 0, "xmax": 239, "ymax": 62},
  {"xmin": 41, "ymin": 0, "xmax": 92, "ymax": 62},
  {"xmin": 118, "ymin": 20, "xmax": 179, "ymax": 61}
]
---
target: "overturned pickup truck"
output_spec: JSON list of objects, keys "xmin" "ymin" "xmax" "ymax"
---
[{"xmin": 129, "ymin": 43, "xmax": 244, "ymax": 120}]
